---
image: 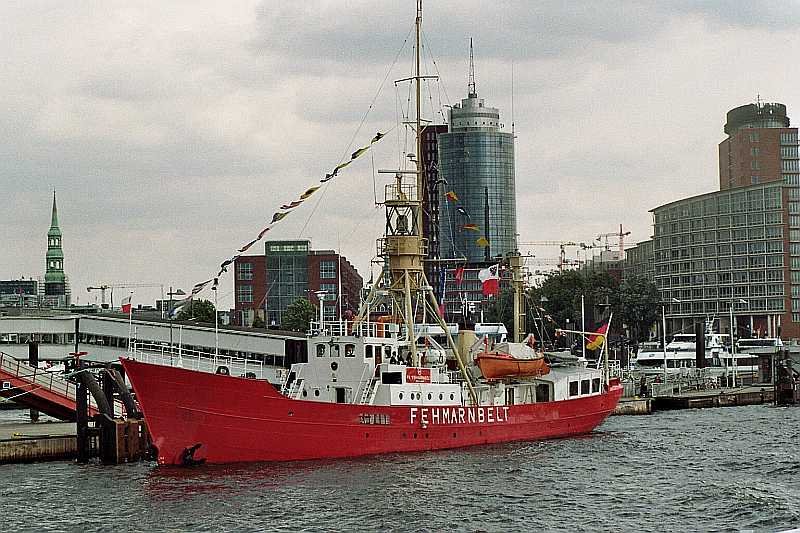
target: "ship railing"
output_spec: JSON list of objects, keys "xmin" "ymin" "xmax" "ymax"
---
[
  {"xmin": 0, "ymin": 350, "xmax": 126, "ymax": 416},
  {"xmin": 309, "ymin": 320, "xmax": 400, "ymax": 339},
  {"xmin": 128, "ymin": 341, "xmax": 285, "ymax": 383},
  {"xmin": 447, "ymin": 370, "xmax": 466, "ymax": 385}
]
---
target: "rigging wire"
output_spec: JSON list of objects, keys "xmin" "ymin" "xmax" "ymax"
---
[{"xmin": 296, "ymin": 23, "xmax": 413, "ymax": 239}]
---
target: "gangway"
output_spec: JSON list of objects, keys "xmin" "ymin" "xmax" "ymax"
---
[{"xmin": 0, "ymin": 351, "xmax": 123, "ymax": 420}]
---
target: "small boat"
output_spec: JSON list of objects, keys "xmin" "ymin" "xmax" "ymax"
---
[{"xmin": 476, "ymin": 341, "xmax": 550, "ymax": 380}]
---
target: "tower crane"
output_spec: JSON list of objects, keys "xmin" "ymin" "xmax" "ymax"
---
[
  {"xmin": 596, "ymin": 224, "xmax": 631, "ymax": 256},
  {"xmin": 86, "ymin": 285, "xmax": 111, "ymax": 308},
  {"xmin": 517, "ymin": 241, "xmax": 579, "ymax": 272},
  {"xmin": 86, "ymin": 283, "xmax": 165, "ymax": 311}
]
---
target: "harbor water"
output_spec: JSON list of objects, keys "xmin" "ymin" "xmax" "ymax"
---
[{"xmin": 1, "ymin": 405, "xmax": 799, "ymax": 532}]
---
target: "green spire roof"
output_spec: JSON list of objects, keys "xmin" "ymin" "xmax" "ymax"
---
[{"xmin": 48, "ymin": 191, "xmax": 61, "ymax": 238}]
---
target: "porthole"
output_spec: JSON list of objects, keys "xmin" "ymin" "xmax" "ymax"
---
[
  {"xmin": 439, "ymin": 393, "xmax": 443, "ymax": 400},
  {"xmin": 399, "ymin": 392, "xmax": 404, "ymax": 400},
  {"xmin": 330, "ymin": 361, "xmax": 338, "ymax": 371},
  {"xmin": 302, "ymin": 390, "xmax": 307, "ymax": 397},
  {"xmin": 427, "ymin": 393, "xmax": 432, "ymax": 400},
  {"xmin": 314, "ymin": 390, "xmax": 320, "ymax": 397},
  {"xmin": 449, "ymin": 393, "xmax": 454, "ymax": 400}
]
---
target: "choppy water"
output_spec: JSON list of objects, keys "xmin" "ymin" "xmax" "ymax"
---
[{"xmin": 1, "ymin": 405, "xmax": 799, "ymax": 532}]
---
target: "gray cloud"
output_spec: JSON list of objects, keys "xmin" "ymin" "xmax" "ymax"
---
[{"xmin": 2, "ymin": 1, "xmax": 799, "ymax": 308}]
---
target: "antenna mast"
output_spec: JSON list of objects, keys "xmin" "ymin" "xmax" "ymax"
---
[{"xmin": 468, "ymin": 38, "xmax": 477, "ymax": 98}]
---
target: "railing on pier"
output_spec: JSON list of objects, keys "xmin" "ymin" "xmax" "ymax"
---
[
  {"xmin": 129, "ymin": 342, "xmax": 287, "ymax": 384},
  {"xmin": 0, "ymin": 351, "xmax": 125, "ymax": 416}
]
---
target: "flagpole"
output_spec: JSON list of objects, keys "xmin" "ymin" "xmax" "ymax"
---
[
  {"xmin": 581, "ymin": 294, "xmax": 586, "ymax": 360},
  {"xmin": 213, "ymin": 279, "xmax": 219, "ymax": 357},
  {"xmin": 127, "ymin": 291, "xmax": 133, "ymax": 354}
]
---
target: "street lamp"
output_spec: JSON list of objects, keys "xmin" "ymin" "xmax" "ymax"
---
[
  {"xmin": 729, "ymin": 298, "xmax": 749, "ymax": 388},
  {"xmin": 662, "ymin": 298, "xmax": 681, "ymax": 383},
  {"xmin": 167, "ymin": 287, "xmax": 185, "ymax": 359}
]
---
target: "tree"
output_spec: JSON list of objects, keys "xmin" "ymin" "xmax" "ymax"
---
[
  {"xmin": 282, "ymin": 298, "xmax": 317, "ymax": 332},
  {"xmin": 177, "ymin": 299, "xmax": 215, "ymax": 323},
  {"xmin": 613, "ymin": 274, "xmax": 661, "ymax": 342}
]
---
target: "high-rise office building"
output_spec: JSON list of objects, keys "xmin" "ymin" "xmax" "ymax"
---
[
  {"xmin": 437, "ymin": 51, "xmax": 516, "ymax": 264},
  {"xmin": 719, "ymin": 102, "xmax": 795, "ymax": 190}
]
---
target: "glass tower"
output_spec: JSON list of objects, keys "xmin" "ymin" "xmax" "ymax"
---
[{"xmin": 438, "ymin": 89, "xmax": 516, "ymax": 263}]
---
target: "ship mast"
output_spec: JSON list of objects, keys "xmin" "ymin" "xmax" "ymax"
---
[{"xmin": 363, "ymin": 0, "xmax": 477, "ymax": 404}]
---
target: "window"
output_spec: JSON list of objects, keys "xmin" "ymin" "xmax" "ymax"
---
[
  {"xmin": 330, "ymin": 344, "xmax": 340, "ymax": 357},
  {"xmin": 237, "ymin": 285, "xmax": 253, "ymax": 303},
  {"xmin": 581, "ymin": 379, "xmax": 590, "ymax": 395},
  {"xmin": 751, "ymin": 160, "xmax": 760, "ymax": 171},
  {"xmin": 365, "ymin": 345, "xmax": 373, "ymax": 358},
  {"xmin": 569, "ymin": 381, "xmax": 579, "ymax": 397},
  {"xmin": 320, "ymin": 260, "xmax": 336, "ymax": 279},
  {"xmin": 592, "ymin": 378, "xmax": 601, "ymax": 393},
  {"xmin": 238, "ymin": 262, "xmax": 253, "ymax": 280},
  {"xmin": 320, "ymin": 283, "xmax": 337, "ymax": 296},
  {"xmin": 345, "ymin": 344, "xmax": 355, "ymax": 357},
  {"xmin": 316, "ymin": 344, "xmax": 326, "ymax": 357}
]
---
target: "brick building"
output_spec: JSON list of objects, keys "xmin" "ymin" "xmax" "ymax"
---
[{"xmin": 233, "ymin": 240, "xmax": 363, "ymax": 328}]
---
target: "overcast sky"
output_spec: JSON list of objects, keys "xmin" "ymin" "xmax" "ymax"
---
[{"xmin": 2, "ymin": 1, "xmax": 799, "ymax": 309}]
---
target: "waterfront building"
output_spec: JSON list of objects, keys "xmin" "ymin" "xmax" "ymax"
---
[
  {"xmin": 43, "ymin": 192, "xmax": 70, "ymax": 308},
  {"xmin": 627, "ymin": 101, "xmax": 800, "ymax": 339},
  {"xmin": 233, "ymin": 241, "xmax": 363, "ymax": 328},
  {"xmin": 0, "ymin": 279, "xmax": 38, "ymax": 307}
]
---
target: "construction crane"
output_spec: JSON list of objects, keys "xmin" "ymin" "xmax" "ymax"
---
[
  {"xmin": 86, "ymin": 283, "xmax": 165, "ymax": 310},
  {"xmin": 518, "ymin": 241, "xmax": 579, "ymax": 272},
  {"xmin": 86, "ymin": 285, "xmax": 111, "ymax": 308},
  {"xmin": 596, "ymin": 224, "xmax": 631, "ymax": 256}
]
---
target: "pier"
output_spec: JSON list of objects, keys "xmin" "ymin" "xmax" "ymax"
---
[{"xmin": 0, "ymin": 421, "xmax": 77, "ymax": 463}]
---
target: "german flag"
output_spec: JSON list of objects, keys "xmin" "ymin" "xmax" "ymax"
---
[{"xmin": 585, "ymin": 323, "xmax": 608, "ymax": 350}]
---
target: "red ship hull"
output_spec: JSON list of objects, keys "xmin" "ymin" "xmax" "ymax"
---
[{"xmin": 121, "ymin": 358, "xmax": 623, "ymax": 465}]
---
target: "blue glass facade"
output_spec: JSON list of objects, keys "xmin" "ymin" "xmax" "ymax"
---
[{"xmin": 438, "ymin": 93, "xmax": 516, "ymax": 263}]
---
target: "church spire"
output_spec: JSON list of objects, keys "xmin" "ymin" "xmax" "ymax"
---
[
  {"xmin": 50, "ymin": 190, "xmax": 59, "ymax": 229},
  {"xmin": 468, "ymin": 38, "xmax": 477, "ymax": 98}
]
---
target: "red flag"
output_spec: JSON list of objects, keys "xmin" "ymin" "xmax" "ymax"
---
[
  {"xmin": 454, "ymin": 266, "xmax": 465, "ymax": 285},
  {"xmin": 478, "ymin": 264, "xmax": 500, "ymax": 296},
  {"xmin": 437, "ymin": 303, "xmax": 445, "ymax": 317},
  {"xmin": 121, "ymin": 294, "xmax": 132, "ymax": 314}
]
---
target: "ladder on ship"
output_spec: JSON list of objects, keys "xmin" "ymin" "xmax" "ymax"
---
[
  {"xmin": 287, "ymin": 378, "xmax": 304, "ymax": 400},
  {"xmin": 359, "ymin": 377, "xmax": 378, "ymax": 405}
]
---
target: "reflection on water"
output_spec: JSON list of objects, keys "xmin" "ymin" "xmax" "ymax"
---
[{"xmin": 2, "ymin": 405, "xmax": 800, "ymax": 532}]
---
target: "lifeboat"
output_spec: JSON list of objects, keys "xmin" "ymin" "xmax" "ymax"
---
[{"xmin": 475, "ymin": 341, "xmax": 550, "ymax": 380}]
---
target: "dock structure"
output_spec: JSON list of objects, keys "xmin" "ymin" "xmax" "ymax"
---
[
  {"xmin": 0, "ymin": 422, "xmax": 77, "ymax": 463},
  {"xmin": 652, "ymin": 386, "xmax": 774, "ymax": 410}
]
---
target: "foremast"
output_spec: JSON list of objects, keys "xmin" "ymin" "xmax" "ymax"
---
[{"xmin": 357, "ymin": 0, "xmax": 477, "ymax": 405}]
